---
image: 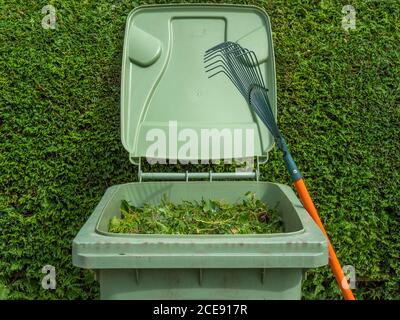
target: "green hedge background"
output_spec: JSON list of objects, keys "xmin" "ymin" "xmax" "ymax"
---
[{"xmin": 0, "ymin": 0, "xmax": 399, "ymax": 299}]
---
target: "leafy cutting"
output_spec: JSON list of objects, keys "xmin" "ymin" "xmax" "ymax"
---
[{"xmin": 109, "ymin": 192, "xmax": 284, "ymax": 234}]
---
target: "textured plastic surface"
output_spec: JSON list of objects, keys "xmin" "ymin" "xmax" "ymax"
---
[
  {"xmin": 120, "ymin": 4, "xmax": 277, "ymax": 161},
  {"xmin": 72, "ymin": 181, "xmax": 328, "ymax": 299}
]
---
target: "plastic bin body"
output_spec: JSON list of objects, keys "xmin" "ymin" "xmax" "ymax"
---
[
  {"xmin": 72, "ymin": 181, "xmax": 328, "ymax": 299},
  {"xmin": 72, "ymin": 4, "xmax": 328, "ymax": 300}
]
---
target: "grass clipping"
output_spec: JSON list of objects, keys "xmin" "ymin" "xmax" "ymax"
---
[{"xmin": 109, "ymin": 192, "xmax": 284, "ymax": 234}]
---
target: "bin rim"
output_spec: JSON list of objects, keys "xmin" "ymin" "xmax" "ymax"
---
[{"xmin": 72, "ymin": 181, "xmax": 328, "ymax": 269}]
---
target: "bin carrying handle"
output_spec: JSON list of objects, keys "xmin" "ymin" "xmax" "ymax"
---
[
  {"xmin": 139, "ymin": 171, "xmax": 258, "ymax": 182},
  {"xmin": 136, "ymin": 157, "xmax": 262, "ymax": 182}
]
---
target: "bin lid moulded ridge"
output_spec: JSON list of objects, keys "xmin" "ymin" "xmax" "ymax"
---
[{"xmin": 120, "ymin": 4, "xmax": 277, "ymax": 162}]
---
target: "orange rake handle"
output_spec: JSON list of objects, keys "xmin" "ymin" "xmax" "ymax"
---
[{"xmin": 294, "ymin": 178, "xmax": 355, "ymax": 300}]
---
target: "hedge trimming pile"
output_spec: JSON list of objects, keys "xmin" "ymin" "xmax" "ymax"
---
[
  {"xmin": 0, "ymin": 1, "xmax": 399, "ymax": 300},
  {"xmin": 109, "ymin": 193, "xmax": 284, "ymax": 235}
]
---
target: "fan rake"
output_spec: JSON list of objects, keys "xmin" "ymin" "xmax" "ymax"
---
[{"xmin": 204, "ymin": 41, "xmax": 355, "ymax": 300}]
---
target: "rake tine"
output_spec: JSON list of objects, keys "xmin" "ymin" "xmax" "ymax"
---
[
  {"xmin": 204, "ymin": 41, "xmax": 236, "ymax": 53},
  {"xmin": 206, "ymin": 69, "xmax": 247, "ymax": 98},
  {"xmin": 205, "ymin": 66, "xmax": 230, "ymax": 78},
  {"xmin": 204, "ymin": 42, "xmax": 237, "ymax": 59},
  {"xmin": 204, "ymin": 59, "xmax": 229, "ymax": 71},
  {"xmin": 204, "ymin": 47, "xmax": 240, "ymax": 63},
  {"xmin": 204, "ymin": 52, "xmax": 231, "ymax": 65}
]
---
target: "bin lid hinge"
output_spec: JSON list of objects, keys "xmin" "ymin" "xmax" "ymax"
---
[{"xmin": 136, "ymin": 157, "xmax": 263, "ymax": 182}]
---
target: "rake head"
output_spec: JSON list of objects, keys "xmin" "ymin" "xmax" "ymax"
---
[
  {"xmin": 204, "ymin": 41, "xmax": 280, "ymax": 140},
  {"xmin": 204, "ymin": 41, "xmax": 355, "ymax": 303}
]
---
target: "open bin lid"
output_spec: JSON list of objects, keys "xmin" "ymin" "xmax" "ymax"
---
[{"xmin": 121, "ymin": 4, "xmax": 276, "ymax": 163}]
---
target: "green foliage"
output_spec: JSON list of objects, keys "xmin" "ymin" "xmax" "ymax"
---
[
  {"xmin": 109, "ymin": 192, "xmax": 283, "ymax": 234},
  {"xmin": 0, "ymin": 282, "xmax": 9, "ymax": 300},
  {"xmin": 0, "ymin": 0, "xmax": 399, "ymax": 300}
]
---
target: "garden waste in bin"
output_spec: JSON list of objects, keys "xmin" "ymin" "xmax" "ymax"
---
[{"xmin": 72, "ymin": 4, "xmax": 328, "ymax": 300}]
